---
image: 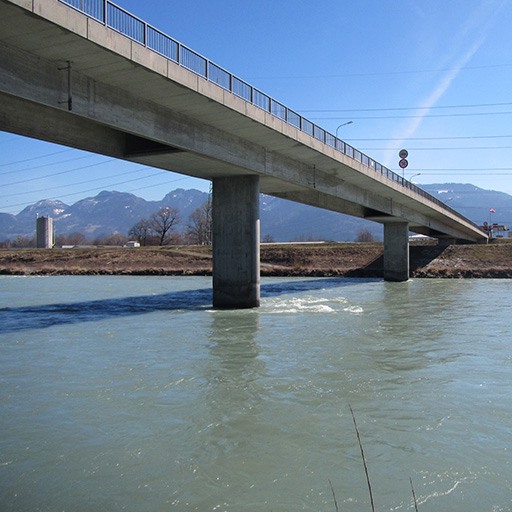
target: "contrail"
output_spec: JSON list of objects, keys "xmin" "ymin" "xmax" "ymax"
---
[{"xmin": 384, "ymin": 0, "xmax": 508, "ymax": 168}]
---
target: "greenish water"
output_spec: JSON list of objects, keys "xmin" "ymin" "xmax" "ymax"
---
[{"xmin": 0, "ymin": 276, "xmax": 511, "ymax": 511}]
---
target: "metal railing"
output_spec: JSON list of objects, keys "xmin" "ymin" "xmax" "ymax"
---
[{"xmin": 57, "ymin": 0, "xmax": 482, "ymax": 231}]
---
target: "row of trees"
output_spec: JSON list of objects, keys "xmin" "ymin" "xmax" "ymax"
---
[
  {"xmin": 0, "ymin": 232, "xmax": 132, "ymax": 249},
  {"xmin": 128, "ymin": 199, "xmax": 212, "ymax": 246},
  {"xmin": 0, "ymin": 199, "xmax": 213, "ymax": 249},
  {"xmin": 1, "ymin": 201, "xmax": 376, "ymax": 248}
]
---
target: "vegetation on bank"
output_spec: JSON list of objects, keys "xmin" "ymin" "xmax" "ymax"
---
[
  {"xmin": 0, "ymin": 200, "xmax": 214, "ymax": 249},
  {"xmin": 1, "ymin": 190, "xmax": 379, "ymax": 249},
  {"xmin": 1, "ymin": 239, "xmax": 511, "ymax": 278}
]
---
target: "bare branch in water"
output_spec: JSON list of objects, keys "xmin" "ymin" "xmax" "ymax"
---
[
  {"xmin": 349, "ymin": 405, "xmax": 375, "ymax": 512},
  {"xmin": 410, "ymin": 477, "xmax": 419, "ymax": 512},
  {"xmin": 328, "ymin": 479, "xmax": 340, "ymax": 512}
]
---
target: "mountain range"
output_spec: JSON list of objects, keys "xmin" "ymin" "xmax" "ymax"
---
[{"xmin": 1, "ymin": 183, "xmax": 511, "ymax": 242}]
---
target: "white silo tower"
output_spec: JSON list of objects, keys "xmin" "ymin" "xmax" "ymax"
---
[{"xmin": 36, "ymin": 216, "xmax": 54, "ymax": 248}]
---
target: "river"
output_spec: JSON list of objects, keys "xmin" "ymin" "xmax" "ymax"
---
[{"xmin": 0, "ymin": 275, "xmax": 510, "ymax": 511}]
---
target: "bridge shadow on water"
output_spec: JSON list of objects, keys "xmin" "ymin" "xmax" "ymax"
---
[{"xmin": 0, "ymin": 277, "xmax": 377, "ymax": 334}]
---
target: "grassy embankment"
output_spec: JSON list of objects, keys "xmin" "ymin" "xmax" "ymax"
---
[{"xmin": 1, "ymin": 239, "xmax": 511, "ymax": 278}]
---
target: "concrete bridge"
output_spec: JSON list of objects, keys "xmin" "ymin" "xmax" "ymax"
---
[{"xmin": 0, "ymin": 0, "xmax": 488, "ymax": 307}]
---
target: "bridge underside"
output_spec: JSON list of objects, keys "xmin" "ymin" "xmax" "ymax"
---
[{"xmin": 0, "ymin": 0, "xmax": 487, "ymax": 306}]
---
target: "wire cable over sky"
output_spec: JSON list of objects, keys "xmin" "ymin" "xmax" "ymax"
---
[
  {"xmin": 247, "ymin": 62, "xmax": 512, "ymax": 80},
  {"xmin": 0, "ymin": 175, "xmax": 189, "ymax": 212},
  {"xmin": 359, "ymin": 146, "xmax": 512, "ymax": 151},
  {"xmin": 346, "ymin": 135, "xmax": 512, "ymax": 141},
  {"xmin": 4, "ymin": 170, "xmax": 166, "ymax": 199},
  {"xmin": 298, "ymin": 101, "xmax": 512, "ymax": 113},
  {"xmin": 0, "ymin": 148, "xmax": 75, "ymax": 171},
  {"xmin": 310, "ymin": 111, "xmax": 512, "ymax": 120},
  {"xmin": 1, "ymin": 160, "xmax": 123, "ymax": 187}
]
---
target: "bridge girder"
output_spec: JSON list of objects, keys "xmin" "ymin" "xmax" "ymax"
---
[{"xmin": 0, "ymin": 0, "xmax": 487, "ymax": 245}]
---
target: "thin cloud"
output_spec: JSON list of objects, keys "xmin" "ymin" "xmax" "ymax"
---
[
  {"xmin": 398, "ymin": 37, "xmax": 485, "ymax": 141},
  {"xmin": 385, "ymin": 0, "xmax": 508, "ymax": 166}
]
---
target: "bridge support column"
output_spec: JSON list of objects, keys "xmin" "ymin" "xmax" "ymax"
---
[
  {"xmin": 212, "ymin": 175, "xmax": 260, "ymax": 308},
  {"xmin": 384, "ymin": 222, "xmax": 410, "ymax": 282},
  {"xmin": 438, "ymin": 237, "xmax": 456, "ymax": 247}
]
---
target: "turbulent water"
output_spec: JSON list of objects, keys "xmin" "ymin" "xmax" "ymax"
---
[{"xmin": 0, "ymin": 275, "xmax": 511, "ymax": 511}]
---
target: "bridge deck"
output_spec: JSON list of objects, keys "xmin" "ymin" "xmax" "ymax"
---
[{"xmin": 0, "ymin": 0, "xmax": 487, "ymax": 243}]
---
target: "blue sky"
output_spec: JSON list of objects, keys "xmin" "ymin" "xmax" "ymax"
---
[{"xmin": 2, "ymin": 0, "xmax": 512, "ymax": 216}]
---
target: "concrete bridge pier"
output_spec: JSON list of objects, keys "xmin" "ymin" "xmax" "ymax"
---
[
  {"xmin": 438, "ymin": 237, "xmax": 457, "ymax": 247},
  {"xmin": 212, "ymin": 175, "xmax": 261, "ymax": 308},
  {"xmin": 383, "ymin": 222, "xmax": 410, "ymax": 282}
]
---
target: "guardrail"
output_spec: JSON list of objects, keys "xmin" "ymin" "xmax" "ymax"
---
[{"xmin": 58, "ymin": 0, "xmax": 482, "ymax": 231}]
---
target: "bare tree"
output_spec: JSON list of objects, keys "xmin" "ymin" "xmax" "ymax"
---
[
  {"xmin": 93, "ymin": 233, "xmax": 128, "ymax": 246},
  {"xmin": 150, "ymin": 207, "xmax": 181, "ymax": 246},
  {"xmin": 11, "ymin": 235, "xmax": 36, "ymax": 248},
  {"xmin": 355, "ymin": 229, "xmax": 374, "ymax": 242},
  {"xmin": 129, "ymin": 219, "xmax": 152, "ymax": 246},
  {"xmin": 55, "ymin": 232, "xmax": 87, "ymax": 247},
  {"xmin": 186, "ymin": 199, "xmax": 212, "ymax": 245}
]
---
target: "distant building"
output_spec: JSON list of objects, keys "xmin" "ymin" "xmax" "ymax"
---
[
  {"xmin": 409, "ymin": 234, "xmax": 435, "ymax": 242},
  {"xmin": 36, "ymin": 216, "xmax": 53, "ymax": 248},
  {"xmin": 480, "ymin": 223, "xmax": 509, "ymax": 238}
]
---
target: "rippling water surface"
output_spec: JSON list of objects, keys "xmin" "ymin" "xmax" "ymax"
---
[{"xmin": 0, "ymin": 276, "xmax": 511, "ymax": 511}]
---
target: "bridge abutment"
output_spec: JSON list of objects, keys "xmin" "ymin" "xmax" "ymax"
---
[
  {"xmin": 212, "ymin": 175, "xmax": 261, "ymax": 308},
  {"xmin": 384, "ymin": 222, "xmax": 410, "ymax": 282}
]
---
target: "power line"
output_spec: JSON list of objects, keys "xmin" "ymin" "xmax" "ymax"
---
[
  {"xmin": 299, "ymin": 101, "xmax": 512, "ymax": 113},
  {"xmin": 311, "ymin": 111, "xmax": 512, "ymax": 120},
  {"xmin": 1, "ymin": 159, "xmax": 123, "ymax": 187},
  {"xmin": 0, "ymin": 154, "xmax": 96, "ymax": 177},
  {"xmin": 412, "ymin": 168, "xmax": 512, "ymax": 171},
  {"xmin": 347, "ymin": 135, "xmax": 512, "ymax": 142},
  {"xmin": 0, "ymin": 148, "xmax": 73, "ymax": 169},
  {"xmin": 359, "ymin": 146, "xmax": 512, "ymax": 151},
  {"xmin": 413, "ymin": 172, "xmax": 512, "ymax": 175},
  {"xmin": 249, "ymin": 62, "xmax": 512, "ymax": 80},
  {"xmin": 125, "ymin": 176, "xmax": 189, "ymax": 194},
  {"xmin": 0, "ymin": 175, "xmax": 189, "ymax": 213},
  {"xmin": 3, "ymin": 169, "xmax": 164, "ymax": 199}
]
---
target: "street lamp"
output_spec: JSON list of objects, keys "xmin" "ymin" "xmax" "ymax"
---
[
  {"xmin": 409, "ymin": 173, "xmax": 421, "ymax": 182},
  {"xmin": 335, "ymin": 121, "xmax": 353, "ymax": 138}
]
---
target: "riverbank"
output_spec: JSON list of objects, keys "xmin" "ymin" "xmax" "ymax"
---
[{"xmin": 1, "ymin": 239, "xmax": 511, "ymax": 278}]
